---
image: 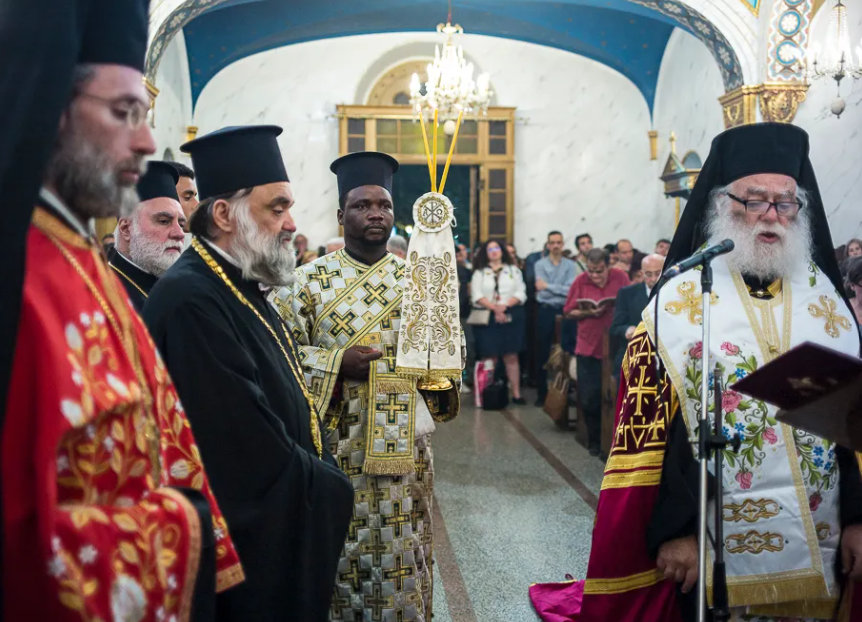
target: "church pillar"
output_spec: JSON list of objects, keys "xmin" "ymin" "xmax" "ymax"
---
[{"xmin": 718, "ymin": 81, "xmax": 808, "ymax": 128}]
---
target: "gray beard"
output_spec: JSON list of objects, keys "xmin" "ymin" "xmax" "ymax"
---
[
  {"xmin": 45, "ymin": 124, "xmax": 141, "ymax": 220},
  {"xmin": 705, "ymin": 207, "xmax": 814, "ymax": 281},
  {"xmin": 230, "ymin": 202, "xmax": 296, "ymax": 287},
  {"xmin": 128, "ymin": 219, "xmax": 182, "ymax": 277}
]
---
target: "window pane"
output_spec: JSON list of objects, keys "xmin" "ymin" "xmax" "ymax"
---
[
  {"xmin": 347, "ymin": 136, "xmax": 365, "ymax": 153},
  {"xmin": 489, "ymin": 137, "xmax": 507, "ymax": 155},
  {"xmin": 393, "ymin": 92, "xmax": 410, "ymax": 105},
  {"xmin": 401, "ymin": 136, "xmax": 425, "ymax": 155},
  {"xmin": 489, "ymin": 215, "xmax": 507, "ymax": 236},
  {"xmin": 377, "ymin": 137, "xmax": 398, "ymax": 154},
  {"xmin": 489, "ymin": 191, "xmax": 506, "ymax": 212},
  {"xmin": 461, "ymin": 120, "xmax": 478, "ymax": 136},
  {"xmin": 377, "ymin": 119, "xmax": 398, "ymax": 135},
  {"xmin": 489, "ymin": 169, "xmax": 506, "ymax": 189},
  {"xmin": 456, "ymin": 136, "xmax": 478, "ymax": 154},
  {"xmin": 489, "ymin": 120, "xmax": 507, "ymax": 136},
  {"xmin": 347, "ymin": 118, "xmax": 365, "ymax": 135}
]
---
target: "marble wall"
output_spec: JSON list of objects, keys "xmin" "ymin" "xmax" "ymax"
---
[
  {"xmin": 188, "ymin": 32, "xmax": 667, "ymax": 254},
  {"xmin": 651, "ymin": 28, "xmax": 726, "ymax": 231},
  {"xmin": 151, "ymin": 32, "xmax": 193, "ymax": 164},
  {"xmin": 793, "ymin": 6, "xmax": 862, "ymax": 243}
]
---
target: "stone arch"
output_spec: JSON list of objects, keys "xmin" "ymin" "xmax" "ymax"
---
[{"xmin": 145, "ymin": 0, "xmax": 751, "ymax": 92}]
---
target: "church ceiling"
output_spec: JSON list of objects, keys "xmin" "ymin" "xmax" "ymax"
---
[{"xmin": 165, "ymin": 0, "xmax": 739, "ymax": 112}]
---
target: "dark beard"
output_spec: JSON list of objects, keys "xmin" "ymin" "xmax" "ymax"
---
[{"xmin": 45, "ymin": 125, "xmax": 141, "ymax": 219}]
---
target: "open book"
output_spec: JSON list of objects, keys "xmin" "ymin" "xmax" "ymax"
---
[
  {"xmin": 577, "ymin": 297, "xmax": 616, "ymax": 312},
  {"xmin": 731, "ymin": 341, "xmax": 862, "ymax": 450}
]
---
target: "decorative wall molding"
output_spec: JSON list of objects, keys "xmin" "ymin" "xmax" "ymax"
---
[
  {"xmin": 739, "ymin": 0, "xmax": 761, "ymax": 16},
  {"xmin": 719, "ymin": 85, "xmax": 760, "ymax": 128},
  {"xmin": 718, "ymin": 82, "xmax": 809, "ymax": 127},
  {"xmin": 766, "ymin": 0, "xmax": 815, "ymax": 82},
  {"xmin": 759, "ymin": 82, "xmax": 809, "ymax": 122}
]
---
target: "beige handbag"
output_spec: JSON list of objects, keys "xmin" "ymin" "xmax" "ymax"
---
[{"xmin": 466, "ymin": 308, "xmax": 491, "ymax": 326}]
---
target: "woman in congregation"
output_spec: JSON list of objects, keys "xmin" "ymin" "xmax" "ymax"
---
[{"xmin": 470, "ymin": 240, "xmax": 528, "ymax": 405}]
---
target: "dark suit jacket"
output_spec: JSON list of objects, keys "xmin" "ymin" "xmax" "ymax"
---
[{"xmin": 609, "ymin": 282, "xmax": 649, "ymax": 374}]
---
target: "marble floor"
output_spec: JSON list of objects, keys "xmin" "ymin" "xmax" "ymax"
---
[{"xmin": 428, "ymin": 390, "xmax": 606, "ymax": 622}]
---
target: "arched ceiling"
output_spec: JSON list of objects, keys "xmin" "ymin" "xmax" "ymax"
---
[{"xmin": 168, "ymin": 0, "xmax": 740, "ymax": 112}]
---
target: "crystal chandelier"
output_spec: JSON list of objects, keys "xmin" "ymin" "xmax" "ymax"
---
[
  {"xmin": 410, "ymin": 17, "xmax": 492, "ymax": 133},
  {"xmin": 806, "ymin": 0, "xmax": 862, "ymax": 117}
]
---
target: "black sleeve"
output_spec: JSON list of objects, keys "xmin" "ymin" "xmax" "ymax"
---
[
  {"xmin": 145, "ymin": 294, "xmax": 354, "ymax": 622},
  {"xmin": 646, "ymin": 409, "xmax": 702, "ymax": 557},
  {"xmin": 838, "ymin": 446, "xmax": 862, "ymax": 527}
]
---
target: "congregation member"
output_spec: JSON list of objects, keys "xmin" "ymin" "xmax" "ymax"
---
[
  {"xmin": 564, "ymin": 248, "xmax": 630, "ymax": 455},
  {"xmin": 846, "ymin": 256, "xmax": 862, "ymax": 328},
  {"xmin": 109, "ymin": 160, "xmax": 185, "ymax": 310},
  {"xmin": 172, "ymin": 161, "xmax": 199, "ymax": 228},
  {"xmin": 2, "ymin": 2, "xmax": 243, "ymax": 618},
  {"xmin": 457, "ymin": 242, "xmax": 476, "ymax": 383},
  {"xmin": 615, "ymin": 238, "xmax": 635, "ymax": 271},
  {"xmin": 471, "ymin": 240, "xmax": 528, "ymax": 404},
  {"xmin": 507, "ymin": 242, "xmax": 525, "ymax": 270},
  {"xmin": 846, "ymin": 238, "xmax": 862, "ymax": 259},
  {"xmin": 387, "ymin": 232, "xmax": 409, "ymax": 259},
  {"xmin": 609, "ymin": 253, "xmax": 664, "ymax": 376},
  {"xmin": 326, "ymin": 235, "xmax": 346, "ymax": 254},
  {"xmin": 574, "ymin": 233, "xmax": 593, "ymax": 271},
  {"xmin": 293, "ymin": 232, "xmax": 310, "ymax": 264},
  {"xmin": 655, "ymin": 237, "xmax": 671, "ymax": 256},
  {"xmin": 579, "ymin": 123, "xmax": 862, "ymax": 621},
  {"xmin": 100, "ymin": 232, "xmax": 115, "ymax": 254},
  {"xmin": 271, "ymin": 151, "xmax": 462, "ymax": 622},
  {"xmin": 143, "ymin": 125, "xmax": 354, "ymax": 621},
  {"xmin": 533, "ymin": 230, "xmax": 578, "ymax": 406}
]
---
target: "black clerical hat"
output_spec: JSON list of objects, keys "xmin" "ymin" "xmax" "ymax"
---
[
  {"xmin": 330, "ymin": 152, "xmax": 399, "ymax": 201},
  {"xmin": 137, "ymin": 161, "xmax": 180, "ymax": 202},
  {"xmin": 180, "ymin": 125, "xmax": 289, "ymax": 200},
  {"xmin": 79, "ymin": 0, "xmax": 150, "ymax": 72}
]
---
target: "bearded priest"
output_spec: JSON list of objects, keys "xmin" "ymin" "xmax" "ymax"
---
[
  {"xmin": 271, "ymin": 151, "xmax": 463, "ymax": 622},
  {"xmin": 578, "ymin": 123, "xmax": 862, "ymax": 622},
  {"xmin": 2, "ymin": 1, "xmax": 243, "ymax": 619},
  {"xmin": 110, "ymin": 161, "xmax": 186, "ymax": 310},
  {"xmin": 142, "ymin": 125, "xmax": 354, "ymax": 622}
]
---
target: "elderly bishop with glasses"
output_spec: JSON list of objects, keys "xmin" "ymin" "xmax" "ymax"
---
[{"xmin": 546, "ymin": 124, "xmax": 862, "ymax": 622}]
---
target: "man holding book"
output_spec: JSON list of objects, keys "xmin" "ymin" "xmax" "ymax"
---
[{"xmin": 564, "ymin": 247, "xmax": 630, "ymax": 455}]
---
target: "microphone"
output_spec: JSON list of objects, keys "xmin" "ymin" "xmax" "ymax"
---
[{"xmin": 661, "ymin": 239, "xmax": 735, "ymax": 281}]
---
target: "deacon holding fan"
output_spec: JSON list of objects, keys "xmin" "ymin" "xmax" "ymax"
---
[{"xmin": 272, "ymin": 110, "xmax": 464, "ymax": 622}]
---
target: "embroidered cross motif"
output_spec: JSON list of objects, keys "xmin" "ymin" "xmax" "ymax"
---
[
  {"xmin": 807, "ymin": 295, "xmax": 852, "ymax": 338},
  {"xmin": 383, "ymin": 553, "xmax": 415, "ymax": 591},
  {"xmin": 362, "ymin": 281, "xmax": 390, "ymax": 308},
  {"xmin": 339, "ymin": 455, "xmax": 363, "ymax": 478},
  {"xmin": 382, "ymin": 500, "xmax": 412, "ymax": 538},
  {"xmin": 627, "ymin": 366, "xmax": 658, "ymax": 417},
  {"xmin": 357, "ymin": 478, "xmax": 390, "ymax": 513},
  {"xmin": 364, "ymin": 583, "xmax": 394, "ymax": 620},
  {"xmin": 347, "ymin": 515, "xmax": 368, "ymax": 540},
  {"xmin": 665, "ymin": 281, "xmax": 718, "ymax": 325},
  {"xmin": 724, "ymin": 530, "xmax": 785, "ymax": 554},
  {"xmin": 360, "ymin": 529, "xmax": 392, "ymax": 566},
  {"xmin": 339, "ymin": 558, "xmax": 371, "ymax": 592},
  {"xmin": 308, "ymin": 264, "xmax": 341, "ymax": 289},
  {"xmin": 329, "ymin": 309, "xmax": 357, "ymax": 338},
  {"xmin": 379, "ymin": 394, "xmax": 408, "ymax": 425}
]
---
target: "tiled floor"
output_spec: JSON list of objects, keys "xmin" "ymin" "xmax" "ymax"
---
[{"xmin": 429, "ymin": 391, "xmax": 606, "ymax": 621}]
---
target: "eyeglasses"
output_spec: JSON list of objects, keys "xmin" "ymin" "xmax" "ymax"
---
[
  {"xmin": 727, "ymin": 192, "xmax": 801, "ymax": 217},
  {"xmin": 75, "ymin": 92, "xmax": 151, "ymax": 130}
]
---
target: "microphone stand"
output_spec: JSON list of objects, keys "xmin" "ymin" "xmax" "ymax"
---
[{"xmin": 695, "ymin": 259, "xmax": 740, "ymax": 622}]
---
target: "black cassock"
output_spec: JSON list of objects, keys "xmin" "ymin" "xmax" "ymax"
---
[
  {"xmin": 143, "ymin": 242, "xmax": 354, "ymax": 622},
  {"xmin": 109, "ymin": 250, "xmax": 157, "ymax": 312}
]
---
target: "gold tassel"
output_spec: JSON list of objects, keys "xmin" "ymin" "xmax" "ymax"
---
[
  {"xmin": 376, "ymin": 380, "xmax": 415, "ymax": 394},
  {"xmin": 363, "ymin": 458, "xmax": 416, "ymax": 476},
  {"xmin": 712, "ymin": 574, "xmax": 829, "ymax": 609}
]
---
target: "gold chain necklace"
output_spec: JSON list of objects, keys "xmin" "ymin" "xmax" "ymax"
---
[
  {"xmin": 192, "ymin": 238, "xmax": 323, "ymax": 458},
  {"xmin": 42, "ymin": 231, "xmax": 162, "ymax": 481},
  {"xmin": 109, "ymin": 263, "xmax": 149, "ymax": 298}
]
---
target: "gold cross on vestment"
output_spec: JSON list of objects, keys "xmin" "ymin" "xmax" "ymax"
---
[
  {"xmin": 308, "ymin": 264, "xmax": 341, "ymax": 289},
  {"xmin": 360, "ymin": 529, "xmax": 392, "ymax": 567},
  {"xmin": 384, "ymin": 553, "xmax": 415, "ymax": 592},
  {"xmin": 379, "ymin": 394, "xmax": 408, "ymax": 424},
  {"xmin": 364, "ymin": 584, "xmax": 394, "ymax": 619},
  {"xmin": 362, "ymin": 281, "xmax": 390, "ymax": 308},
  {"xmin": 627, "ymin": 365, "xmax": 658, "ymax": 417},
  {"xmin": 329, "ymin": 309, "xmax": 357, "ymax": 338},
  {"xmin": 383, "ymin": 500, "xmax": 412, "ymax": 538},
  {"xmin": 339, "ymin": 558, "xmax": 371, "ymax": 592}
]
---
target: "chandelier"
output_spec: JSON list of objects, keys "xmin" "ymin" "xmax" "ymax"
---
[
  {"xmin": 410, "ymin": 18, "xmax": 492, "ymax": 133},
  {"xmin": 806, "ymin": 0, "xmax": 862, "ymax": 117}
]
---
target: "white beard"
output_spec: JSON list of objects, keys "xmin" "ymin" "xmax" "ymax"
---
[
  {"xmin": 230, "ymin": 201, "xmax": 296, "ymax": 287},
  {"xmin": 129, "ymin": 219, "xmax": 183, "ymax": 277},
  {"xmin": 705, "ymin": 203, "xmax": 814, "ymax": 281}
]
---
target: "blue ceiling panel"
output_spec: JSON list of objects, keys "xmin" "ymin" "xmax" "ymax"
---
[{"xmin": 182, "ymin": 0, "xmax": 679, "ymax": 112}]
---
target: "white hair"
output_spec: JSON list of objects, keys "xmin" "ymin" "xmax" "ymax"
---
[
  {"xmin": 325, "ymin": 237, "xmax": 345, "ymax": 253},
  {"xmin": 228, "ymin": 194, "xmax": 296, "ymax": 287},
  {"xmin": 704, "ymin": 183, "xmax": 814, "ymax": 281},
  {"xmin": 387, "ymin": 234, "xmax": 408, "ymax": 255},
  {"xmin": 128, "ymin": 214, "xmax": 183, "ymax": 277}
]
